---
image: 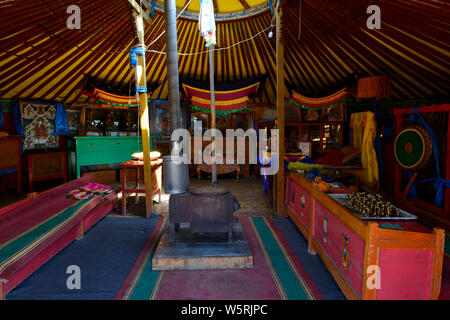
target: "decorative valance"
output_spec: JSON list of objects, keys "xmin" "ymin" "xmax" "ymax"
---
[
  {"xmin": 290, "ymin": 87, "xmax": 349, "ymax": 110},
  {"xmin": 82, "ymin": 77, "xmax": 160, "ymax": 107},
  {"xmin": 83, "ymin": 88, "xmax": 152, "ymax": 107},
  {"xmin": 180, "ymin": 75, "xmax": 267, "ymax": 114}
]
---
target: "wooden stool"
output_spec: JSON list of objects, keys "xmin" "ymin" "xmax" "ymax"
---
[{"xmin": 120, "ymin": 159, "xmax": 162, "ymax": 217}]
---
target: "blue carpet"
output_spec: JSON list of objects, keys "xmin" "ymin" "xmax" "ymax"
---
[
  {"xmin": 7, "ymin": 214, "xmax": 345, "ymax": 300},
  {"xmin": 7, "ymin": 215, "xmax": 160, "ymax": 300},
  {"xmin": 271, "ymin": 217, "xmax": 346, "ymax": 300}
]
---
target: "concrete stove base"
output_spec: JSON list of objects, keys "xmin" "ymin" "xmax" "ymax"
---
[{"xmin": 152, "ymin": 219, "xmax": 253, "ymax": 270}]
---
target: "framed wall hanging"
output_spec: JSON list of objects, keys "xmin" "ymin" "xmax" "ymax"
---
[
  {"xmin": 301, "ymin": 108, "xmax": 321, "ymax": 122},
  {"xmin": 20, "ymin": 101, "xmax": 58, "ymax": 150},
  {"xmin": 65, "ymin": 107, "xmax": 82, "ymax": 135},
  {"xmin": 190, "ymin": 112, "xmax": 209, "ymax": 136},
  {"xmin": 285, "ymin": 103, "xmax": 301, "ymax": 122},
  {"xmin": 232, "ymin": 113, "xmax": 249, "ymax": 130},
  {"xmin": 323, "ymin": 104, "xmax": 344, "ymax": 122},
  {"xmin": 154, "ymin": 103, "xmax": 171, "ymax": 142}
]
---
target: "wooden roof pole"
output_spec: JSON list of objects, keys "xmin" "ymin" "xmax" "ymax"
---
[
  {"xmin": 276, "ymin": 3, "xmax": 286, "ymax": 217},
  {"xmin": 129, "ymin": 0, "xmax": 152, "ymax": 24},
  {"xmin": 209, "ymin": 45, "xmax": 217, "ymax": 186},
  {"xmin": 132, "ymin": 10, "xmax": 153, "ymax": 218}
]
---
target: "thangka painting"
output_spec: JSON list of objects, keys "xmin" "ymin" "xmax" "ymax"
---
[
  {"xmin": 232, "ymin": 113, "xmax": 248, "ymax": 130},
  {"xmin": 20, "ymin": 101, "xmax": 58, "ymax": 149},
  {"xmin": 154, "ymin": 104, "xmax": 170, "ymax": 142},
  {"xmin": 65, "ymin": 108, "xmax": 81, "ymax": 134},
  {"xmin": 301, "ymin": 108, "xmax": 321, "ymax": 122},
  {"xmin": 285, "ymin": 103, "xmax": 301, "ymax": 122},
  {"xmin": 216, "ymin": 113, "xmax": 229, "ymax": 135}
]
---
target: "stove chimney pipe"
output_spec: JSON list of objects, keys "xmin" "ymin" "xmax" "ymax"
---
[
  {"xmin": 164, "ymin": 0, "xmax": 182, "ymax": 134},
  {"xmin": 162, "ymin": 0, "xmax": 189, "ymax": 195}
]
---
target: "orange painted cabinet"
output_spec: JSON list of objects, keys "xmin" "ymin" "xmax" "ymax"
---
[
  {"xmin": 312, "ymin": 201, "xmax": 365, "ymax": 297},
  {"xmin": 286, "ymin": 171, "xmax": 445, "ymax": 300},
  {"xmin": 286, "ymin": 177, "xmax": 310, "ymax": 233}
]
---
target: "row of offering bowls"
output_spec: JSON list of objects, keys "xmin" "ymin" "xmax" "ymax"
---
[{"xmin": 347, "ymin": 192, "xmax": 402, "ymax": 218}]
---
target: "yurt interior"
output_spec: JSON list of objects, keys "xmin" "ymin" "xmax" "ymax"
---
[{"xmin": 0, "ymin": 0, "xmax": 449, "ymax": 304}]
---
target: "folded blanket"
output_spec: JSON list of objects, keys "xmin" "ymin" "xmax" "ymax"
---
[
  {"xmin": 67, "ymin": 183, "xmax": 113, "ymax": 200},
  {"xmin": 314, "ymin": 151, "xmax": 345, "ymax": 166},
  {"xmin": 287, "ymin": 162, "xmax": 326, "ymax": 175}
]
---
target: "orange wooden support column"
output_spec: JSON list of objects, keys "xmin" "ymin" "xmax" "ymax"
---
[
  {"xmin": 133, "ymin": 11, "xmax": 153, "ymax": 217},
  {"xmin": 276, "ymin": 4, "xmax": 286, "ymax": 217},
  {"xmin": 361, "ymin": 223, "xmax": 379, "ymax": 300},
  {"xmin": 430, "ymin": 227, "xmax": 445, "ymax": 299}
]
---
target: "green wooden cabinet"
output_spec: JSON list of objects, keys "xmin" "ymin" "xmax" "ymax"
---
[{"xmin": 74, "ymin": 136, "xmax": 152, "ymax": 178}]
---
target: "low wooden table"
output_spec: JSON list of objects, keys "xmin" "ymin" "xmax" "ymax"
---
[
  {"xmin": 196, "ymin": 163, "xmax": 240, "ymax": 179},
  {"xmin": 120, "ymin": 159, "xmax": 162, "ymax": 217}
]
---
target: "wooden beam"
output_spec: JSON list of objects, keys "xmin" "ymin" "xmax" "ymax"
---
[
  {"xmin": 276, "ymin": 6, "xmax": 286, "ymax": 217},
  {"xmin": 238, "ymin": 0, "xmax": 250, "ymax": 10},
  {"xmin": 209, "ymin": 46, "xmax": 217, "ymax": 186},
  {"xmin": 128, "ymin": 0, "xmax": 152, "ymax": 25},
  {"xmin": 212, "ymin": 0, "xmax": 219, "ymax": 13},
  {"xmin": 138, "ymin": 0, "xmax": 153, "ymax": 11},
  {"xmin": 133, "ymin": 11, "xmax": 153, "ymax": 217}
]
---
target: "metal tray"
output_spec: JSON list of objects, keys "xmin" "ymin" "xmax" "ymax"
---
[{"xmin": 327, "ymin": 194, "xmax": 418, "ymax": 220}]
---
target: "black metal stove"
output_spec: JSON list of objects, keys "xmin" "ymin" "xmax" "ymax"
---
[{"xmin": 169, "ymin": 186, "xmax": 240, "ymax": 243}]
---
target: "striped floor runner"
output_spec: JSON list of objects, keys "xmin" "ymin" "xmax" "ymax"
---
[
  {"xmin": 115, "ymin": 217, "xmax": 168, "ymax": 300},
  {"xmin": 116, "ymin": 216, "xmax": 322, "ymax": 300},
  {"xmin": 8, "ymin": 215, "xmax": 447, "ymax": 300}
]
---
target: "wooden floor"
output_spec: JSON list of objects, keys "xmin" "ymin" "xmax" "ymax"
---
[
  {"xmin": 152, "ymin": 176, "xmax": 274, "ymax": 217},
  {"xmin": 104, "ymin": 174, "xmax": 274, "ymax": 217},
  {"xmin": 0, "ymin": 174, "xmax": 274, "ymax": 219}
]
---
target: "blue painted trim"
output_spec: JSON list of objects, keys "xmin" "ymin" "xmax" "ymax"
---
[{"xmin": 153, "ymin": 2, "xmax": 270, "ymax": 21}]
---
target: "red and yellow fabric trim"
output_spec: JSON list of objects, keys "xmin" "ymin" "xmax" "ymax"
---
[
  {"xmin": 290, "ymin": 87, "xmax": 349, "ymax": 110},
  {"xmin": 84, "ymin": 88, "xmax": 152, "ymax": 107},
  {"xmin": 182, "ymin": 83, "xmax": 259, "ymax": 114}
]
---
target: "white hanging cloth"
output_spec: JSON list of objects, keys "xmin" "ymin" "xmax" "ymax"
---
[{"xmin": 199, "ymin": 0, "xmax": 216, "ymax": 47}]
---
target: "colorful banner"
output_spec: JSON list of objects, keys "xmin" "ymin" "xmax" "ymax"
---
[
  {"xmin": 180, "ymin": 75, "xmax": 267, "ymax": 114},
  {"xmin": 84, "ymin": 88, "xmax": 152, "ymax": 107},
  {"xmin": 290, "ymin": 87, "xmax": 349, "ymax": 110},
  {"xmin": 183, "ymin": 83, "xmax": 258, "ymax": 114},
  {"xmin": 82, "ymin": 77, "xmax": 159, "ymax": 107}
]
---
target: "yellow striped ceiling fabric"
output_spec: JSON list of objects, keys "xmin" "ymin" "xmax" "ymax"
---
[{"xmin": 0, "ymin": 0, "xmax": 448, "ymax": 106}]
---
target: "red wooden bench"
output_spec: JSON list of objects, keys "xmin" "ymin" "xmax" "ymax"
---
[{"xmin": 0, "ymin": 173, "xmax": 121, "ymax": 299}]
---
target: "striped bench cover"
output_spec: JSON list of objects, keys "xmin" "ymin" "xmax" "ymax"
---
[
  {"xmin": 0, "ymin": 174, "xmax": 120, "ymax": 299},
  {"xmin": 0, "ymin": 198, "xmax": 94, "ymax": 281}
]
